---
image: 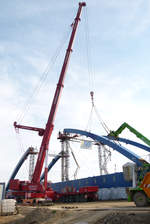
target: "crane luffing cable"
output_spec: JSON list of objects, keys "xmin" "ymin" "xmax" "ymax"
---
[
  {"xmin": 15, "ymin": 27, "xmax": 71, "ymax": 160},
  {"xmin": 16, "ymin": 27, "xmax": 71, "ymax": 124}
]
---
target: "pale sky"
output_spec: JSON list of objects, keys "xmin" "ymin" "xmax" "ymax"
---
[{"xmin": 1, "ymin": 0, "xmax": 150, "ymax": 184}]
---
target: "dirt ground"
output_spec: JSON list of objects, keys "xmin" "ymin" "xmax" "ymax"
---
[{"xmin": 0, "ymin": 201, "xmax": 150, "ymax": 224}]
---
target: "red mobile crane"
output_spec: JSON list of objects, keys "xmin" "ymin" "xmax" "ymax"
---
[{"xmin": 9, "ymin": 2, "xmax": 86, "ymax": 203}]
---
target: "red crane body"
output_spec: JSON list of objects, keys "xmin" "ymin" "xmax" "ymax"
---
[{"xmin": 11, "ymin": 2, "xmax": 86, "ymax": 201}]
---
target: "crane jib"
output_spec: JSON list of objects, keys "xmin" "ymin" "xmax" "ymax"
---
[{"xmin": 31, "ymin": 2, "xmax": 86, "ymax": 185}]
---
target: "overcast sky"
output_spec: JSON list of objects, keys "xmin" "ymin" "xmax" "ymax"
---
[{"xmin": 1, "ymin": 0, "xmax": 150, "ymax": 184}]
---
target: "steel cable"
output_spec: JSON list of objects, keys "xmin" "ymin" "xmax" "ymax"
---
[{"xmin": 16, "ymin": 27, "xmax": 71, "ymax": 124}]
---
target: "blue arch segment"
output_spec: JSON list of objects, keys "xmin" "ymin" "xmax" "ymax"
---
[
  {"xmin": 105, "ymin": 136, "xmax": 150, "ymax": 153},
  {"xmin": 6, "ymin": 149, "xmax": 61, "ymax": 192},
  {"xmin": 6, "ymin": 148, "xmax": 31, "ymax": 192},
  {"xmin": 40, "ymin": 154, "xmax": 61, "ymax": 182},
  {"xmin": 64, "ymin": 128, "xmax": 144, "ymax": 167}
]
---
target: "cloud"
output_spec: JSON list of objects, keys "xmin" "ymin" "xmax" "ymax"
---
[{"xmin": 87, "ymin": 0, "xmax": 150, "ymax": 41}]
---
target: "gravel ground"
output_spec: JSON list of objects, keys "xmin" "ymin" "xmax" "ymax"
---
[{"xmin": 0, "ymin": 201, "xmax": 150, "ymax": 224}]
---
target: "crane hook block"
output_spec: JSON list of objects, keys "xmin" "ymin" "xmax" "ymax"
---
[
  {"xmin": 90, "ymin": 91, "xmax": 94, "ymax": 97},
  {"xmin": 90, "ymin": 91, "xmax": 94, "ymax": 101}
]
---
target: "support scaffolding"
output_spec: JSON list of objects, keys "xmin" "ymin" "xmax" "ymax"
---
[
  {"xmin": 58, "ymin": 131, "xmax": 112, "ymax": 181},
  {"xmin": 61, "ymin": 140, "xmax": 69, "ymax": 182},
  {"xmin": 28, "ymin": 147, "xmax": 37, "ymax": 181},
  {"xmin": 97, "ymin": 144, "xmax": 111, "ymax": 175}
]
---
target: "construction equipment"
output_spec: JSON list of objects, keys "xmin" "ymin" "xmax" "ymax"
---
[
  {"xmin": 108, "ymin": 122, "xmax": 150, "ymax": 206},
  {"xmin": 109, "ymin": 122, "xmax": 150, "ymax": 147},
  {"xmin": 7, "ymin": 148, "xmax": 98, "ymax": 203},
  {"xmin": 57, "ymin": 186, "xmax": 98, "ymax": 203},
  {"xmin": 63, "ymin": 128, "xmax": 150, "ymax": 206},
  {"xmin": 8, "ymin": 2, "xmax": 86, "ymax": 204},
  {"xmin": 125, "ymin": 164, "xmax": 150, "ymax": 207}
]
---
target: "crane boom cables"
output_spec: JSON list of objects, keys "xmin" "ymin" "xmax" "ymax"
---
[
  {"xmin": 84, "ymin": 6, "xmax": 95, "ymax": 92},
  {"xmin": 84, "ymin": 8, "xmax": 110, "ymax": 135},
  {"xmin": 15, "ymin": 27, "xmax": 71, "ymax": 170},
  {"xmin": 86, "ymin": 91, "xmax": 110, "ymax": 134},
  {"xmin": 16, "ymin": 27, "xmax": 71, "ymax": 124}
]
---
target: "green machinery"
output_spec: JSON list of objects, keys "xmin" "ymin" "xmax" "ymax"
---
[
  {"xmin": 109, "ymin": 122, "xmax": 150, "ymax": 206},
  {"xmin": 109, "ymin": 122, "xmax": 150, "ymax": 147}
]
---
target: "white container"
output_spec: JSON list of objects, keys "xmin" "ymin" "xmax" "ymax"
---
[
  {"xmin": 1, "ymin": 199, "xmax": 16, "ymax": 216},
  {"xmin": 0, "ymin": 200, "xmax": 2, "ymax": 215},
  {"xmin": 123, "ymin": 162, "xmax": 136, "ymax": 181}
]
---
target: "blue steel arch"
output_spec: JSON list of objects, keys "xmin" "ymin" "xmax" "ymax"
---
[
  {"xmin": 41, "ymin": 132, "xmax": 150, "ymax": 182},
  {"xmin": 40, "ymin": 154, "xmax": 61, "ymax": 182},
  {"xmin": 105, "ymin": 136, "xmax": 150, "ymax": 153},
  {"xmin": 7, "ymin": 129, "xmax": 149, "ymax": 192},
  {"xmin": 6, "ymin": 149, "xmax": 61, "ymax": 192},
  {"xmin": 6, "ymin": 148, "xmax": 31, "ymax": 192},
  {"xmin": 64, "ymin": 128, "xmax": 147, "ymax": 167}
]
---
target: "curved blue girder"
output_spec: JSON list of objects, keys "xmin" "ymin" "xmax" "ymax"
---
[
  {"xmin": 7, "ymin": 129, "xmax": 149, "ymax": 193},
  {"xmin": 40, "ymin": 154, "xmax": 61, "ymax": 182},
  {"xmin": 64, "ymin": 128, "xmax": 146, "ymax": 167},
  {"xmin": 105, "ymin": 136, "xmax": 150, "ymax": 153},
  {"xmin": 6, "ymin": 149, "xmax": 61, "ymax": 192},
  {"xmin": 6, "ymin": 148, "xmax": 31, "ymax": 192}
]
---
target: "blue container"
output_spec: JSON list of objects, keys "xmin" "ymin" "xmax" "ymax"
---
[{"xmin": 51, "ymin": 172, "xmax": 132, "ymax": 193}]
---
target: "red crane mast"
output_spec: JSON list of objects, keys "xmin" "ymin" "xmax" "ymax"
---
[
  {"xmin": 32, "ymin": 2, "xmax": 86, "ymax": 186},
  {"xmin": 13, "ymin": 2, "xmax": 86, "ymax": 199}
]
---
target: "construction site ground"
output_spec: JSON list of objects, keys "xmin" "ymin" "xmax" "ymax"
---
[{"xmin": 0, "ymin": 200, "xmax": 150, "ymax": 224}]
